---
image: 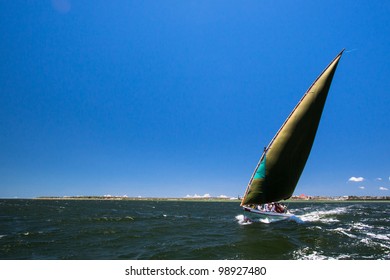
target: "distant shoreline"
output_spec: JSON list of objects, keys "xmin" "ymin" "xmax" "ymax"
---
[{"xmin": 19, "ymin": 195, "xmax": 390, "ymax": 202}]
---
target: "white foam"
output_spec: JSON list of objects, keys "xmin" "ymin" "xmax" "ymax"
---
[
  {"xmin": 297, "ymin": 207, "xmax": 347, "ymax": 223},
  {"xmin": 378, "ymin": 243, "xmax": 390, "ymax": 250},
  {"xmin": 336, "ymin": 254, "xmax": 354, "ymax": 259},
  {"xmin": 331, "ymin": 227, "xmax": 357, "ymax": 238},
  {"xmin": 288, "ymin": 215, "xmax": 305, "ymax": 224},
  {"xmin": 360, "ymin": 236, "xmax": 390, "ymax": 250},
  {"xmin": 293, "ymin": 247, "xmax": 357, "ymax": 260},
  {"xmin": 258, "ymin": 218, "xmax": 272, "ymax": 224},
  {"xmin": 235, "ymin": 214, "xmax": 252, "ymax": 225},
  {"xmin": 351, "ymin": 222, "xmax": 374, "ymax": 230},
  {"xmin": 293, "ymin": 247, "xmax": 333, "ymax": 260},
  {"xmin": 360, "ymin": 238, "xmax": 371, "ymax": 245},
  {"xmin": 365, "ymin": 232, "xmax": 390, "ymax": 241},
  {"xmin": 236, "ymin": 214, "xmax": 296, "ymax": 224}
]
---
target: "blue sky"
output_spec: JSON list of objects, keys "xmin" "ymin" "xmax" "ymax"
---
[{"xmin": 1, "ymin": 1, "xmax": 389, "ymax": 198}]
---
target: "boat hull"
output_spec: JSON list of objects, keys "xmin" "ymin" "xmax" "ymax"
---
[{"xmin": 242, "ymin": 206, "xmax": 293, "ymax": 222}]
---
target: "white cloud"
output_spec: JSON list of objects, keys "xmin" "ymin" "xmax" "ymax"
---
[
  {"xmin": 359, "ymin": 186, "xmax": 365, "ymax": 190},
  {"xmin": 376, "ymin": 178, "xmax": 383, "ymax": 181},
  {"xmin": 379, "ymin": 187, "xmax": 388, "ymax": 191},
  {"xmin": 348, "ymin": 176, "xmax": 364, "ymax": 182}
]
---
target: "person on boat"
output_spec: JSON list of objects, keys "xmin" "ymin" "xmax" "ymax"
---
[
  {"xmin": 267, "ymin": 203, "xmax": 275, "ymax": 212},
  {"xmin": 274, "ymin": 203, "xmax": 286, "ymax": 213}
]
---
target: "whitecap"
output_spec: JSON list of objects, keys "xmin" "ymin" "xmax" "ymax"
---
[
  {"xmin": 0, "ymin": 235, "xmax": 6, "ymax": 239},
  {"xmin": 360, "ymin": 238, "xmax": 371, "ymax": 245},
  {"xmin": 378, "ymin": 243, "xmax": 390, "ymax": 250},
  {"xmin": 360, "ymin": 236, "xmax": 390, "ymax": 250},
  {"xmin": 330, "ymin": 227, "xmax": 357, "ymax": 238},
  {"xmin": 351, "ymin": 222, "xmax": 374, "ymax": 230},
  {"xmin": 365, "ymin": 232, "xmax": 390, "ymax": 241},
  {"xmin": 293, "ymin": 247, "xmax": 333, "ymax": 260},
  {"xmin": 336, "ymin": 254, "xmax": 354, "ymax": 260}
]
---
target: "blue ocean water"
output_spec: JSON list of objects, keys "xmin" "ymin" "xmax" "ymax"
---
[{"xmin": 0, "ymin": 199, "xmax": 389, "ymax": 259}]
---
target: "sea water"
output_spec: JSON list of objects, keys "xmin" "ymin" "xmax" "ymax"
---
[{"xmin": 0, "ymin": 199, "xmax": 389, "ymax": 260}]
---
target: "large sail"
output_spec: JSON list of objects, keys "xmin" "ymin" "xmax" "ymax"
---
[{"xmin": 241, "ymin": 50, "xmax": 344, "ymax": 206}]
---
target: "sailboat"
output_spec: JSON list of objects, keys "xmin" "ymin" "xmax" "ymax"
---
[{"xmin": 240, "ymin": 50, "xmax": 344, "ymax": 222}]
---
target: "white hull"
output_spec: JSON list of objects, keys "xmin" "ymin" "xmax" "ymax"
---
[{"xmin": 242, "ymin": 206, "xmax": 293, "ymax": 222}]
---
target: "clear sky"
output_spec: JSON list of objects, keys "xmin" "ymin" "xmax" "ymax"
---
[{"xmin": 1, "ymin": 1, "xmax": 389, "ymax": 198}]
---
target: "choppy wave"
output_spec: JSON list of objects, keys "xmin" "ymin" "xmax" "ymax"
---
[
  {"xmin": 1, "ymin": 199, "xmax": 390, "ymax": 260},
  {"xmin": 292, "ymin": 247, "xmax": 332, "ymax": 260}
]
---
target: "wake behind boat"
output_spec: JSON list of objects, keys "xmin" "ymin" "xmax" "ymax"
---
[{"xmin": 240, "ymin": 50, "xmax": 344, "ymax": 223}]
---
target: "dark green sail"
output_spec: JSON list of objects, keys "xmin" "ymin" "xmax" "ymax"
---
[{"xmin": 241, "ymin": 50, "xmax": 343, "ymax": 206}]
